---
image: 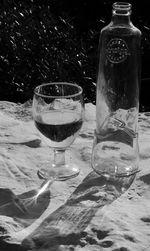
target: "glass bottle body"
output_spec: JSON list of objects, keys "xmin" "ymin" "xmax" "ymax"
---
[{"xmin": 92, "ymin": 3, "xmax": 141, "ymax": 177}]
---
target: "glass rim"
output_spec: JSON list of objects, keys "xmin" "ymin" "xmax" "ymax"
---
[
  {"xmin": 34, "ymin": 82, "xmax": 83, "ymax": 99},
  {"xmin": 113, "ymin": 2, "xmax": 132, "ymax": 10}
]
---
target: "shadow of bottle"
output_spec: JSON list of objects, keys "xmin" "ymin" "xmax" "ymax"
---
[{"xmin": 21, "ymin": 170, "xmax": 136, "ymax": 250}]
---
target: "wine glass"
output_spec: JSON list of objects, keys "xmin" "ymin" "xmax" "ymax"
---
[{"xmin": 32, "ymin": 82, "xmax": 84, "ymax": 180}]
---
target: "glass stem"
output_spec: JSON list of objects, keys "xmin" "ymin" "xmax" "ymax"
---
[{"xmin": 53, "ymin": 149, "xmax": 66, "ymax": 167}]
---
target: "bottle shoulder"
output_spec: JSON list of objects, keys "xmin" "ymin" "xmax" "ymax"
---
[{"xmin": 101, "ymin": 21, "xmax": 141, "ymax": 37}]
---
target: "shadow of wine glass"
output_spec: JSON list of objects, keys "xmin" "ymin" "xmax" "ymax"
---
[{"xmin": 0, "ymin": 187, "xmax": 51, "ymax": 222}]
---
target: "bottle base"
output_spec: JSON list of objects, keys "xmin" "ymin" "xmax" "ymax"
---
[
  {"xmin": 92, "ymin": 162, "xmax": 139, "ymax": 178},
  {"xmin": 91, "ymin": 140, "xmax": 139, "ymax": 178}
]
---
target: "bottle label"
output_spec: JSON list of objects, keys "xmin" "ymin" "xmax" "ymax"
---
[{"xmin": 105, "ymin": 38, "xmax": 130, "ymax": 64}]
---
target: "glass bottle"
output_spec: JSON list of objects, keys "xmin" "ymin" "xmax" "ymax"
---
[{"xmin": 92, "ymin": 2, "xmax": 141, "ymax": 177}]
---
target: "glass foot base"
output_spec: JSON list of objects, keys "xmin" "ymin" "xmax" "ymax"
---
[{"xmin": 37, "ymin": 164, "xmax": 80, "ymax": 180}]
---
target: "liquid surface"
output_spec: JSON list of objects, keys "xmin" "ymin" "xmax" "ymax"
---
[{"xmin": 35, "ymin": 111, "xmax": 83, "ymax": 148}]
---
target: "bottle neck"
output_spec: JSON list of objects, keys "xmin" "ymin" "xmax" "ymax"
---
[{"xmin": 111, "ymin": 2, "xmax": 132, "ymax": 25}]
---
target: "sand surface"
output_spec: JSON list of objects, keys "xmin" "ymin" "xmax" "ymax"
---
[{"xmin": 0, "ymin": 101, "xmax": 150, "ymax": 251}]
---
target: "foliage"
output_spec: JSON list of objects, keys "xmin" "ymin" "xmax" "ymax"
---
[
  {"xmin": 0, "ymin": 0, "xmax": 98, "ymax": 103},
  {"xmin": 0, "ymin": 0, "xmax": 150, "ymax": 107}
]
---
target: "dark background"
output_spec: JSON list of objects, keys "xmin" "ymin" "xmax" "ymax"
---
[{"xmin": 0, "ymin": 0, "xmax": 150, "ymax": 111}]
